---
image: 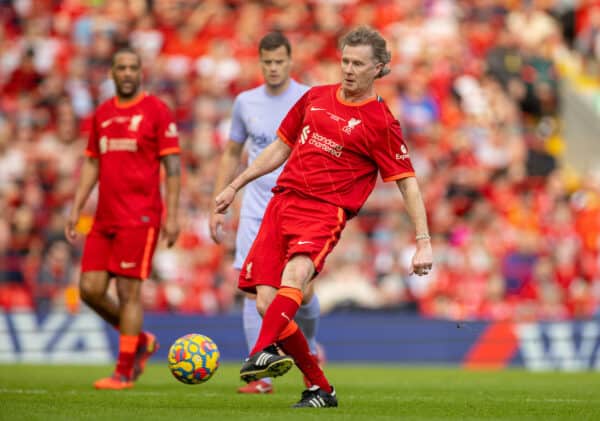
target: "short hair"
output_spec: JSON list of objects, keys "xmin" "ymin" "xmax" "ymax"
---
[
  {"xmin": 111, "ymin": 46, "xmax": 141, "ymax": 67},
  {"xmin": 258, "ymin": 32, "xmax": 291, "ymax": 56},
  {"xmin": 339, "ymin": 26, "xmax": 391, "ymax": 79}
]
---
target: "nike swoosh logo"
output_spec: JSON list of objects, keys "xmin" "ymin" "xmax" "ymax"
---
[
  {"xmin": 281, "ymin": 312, "xmax": 291, "ymax": 321},
  {"xmin": 120, "ymin": 261, "xmax": 137, "ymax": 269},
  {"xmin": 255, "ymin": 384, "xmax": 271, "ymax": 393},
  {"xmin": 310, "ymin": 107, "xmax": 325, "ymax": 111},
  {"xmin": 298, "ymin": 241, "xmax": 314, "ymax": 245}
]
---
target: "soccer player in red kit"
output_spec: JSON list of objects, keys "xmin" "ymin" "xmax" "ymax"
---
[
  {"xmin": 215, "ymin": 26, "xmax": 433, "ymax": 408},
  {"xmin": 65, "ymin": 47, "xmax": 181, "ymax": 390}
]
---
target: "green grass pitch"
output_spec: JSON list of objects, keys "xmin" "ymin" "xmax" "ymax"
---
[{"xmin": 0, "ymin": 364, "xmax": 598, "ymax": 420}]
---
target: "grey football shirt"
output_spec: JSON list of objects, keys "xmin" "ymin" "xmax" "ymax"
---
[{"xmin": 229, "ymin": 79, "xmax": 309, "ymax": 220}]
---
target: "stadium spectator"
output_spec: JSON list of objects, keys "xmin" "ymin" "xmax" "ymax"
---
[{"xmin": 575, "ymin": 4, "xmax": 600, "ymax": 63}]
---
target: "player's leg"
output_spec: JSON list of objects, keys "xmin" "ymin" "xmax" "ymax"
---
[
  {"xmin": 275, "ymin": 257, "xmax": 332, "ymax": 390},
  {"xmin": 78, "ymin": 270, "xmax": 118, "ymax": 324},
  {"xmin": 79, "ymin": 228, "xmax": 120, "ymax": 325},
  {"xmin": 241, "ymin": 289, "xmax": 323, "ymax": 391},
  {"xmin": 114, "ymin": 276, "xmax": 143, "ymax": 380},
  {"xmin": 249, "ymin": 254, "xmax": 336, "ymax": 406},
  {"xmin": 240, "ymin": 284, "xmax": 294, "ymax": 382},
  {"xmin": 296, "ymin": 283, "xmax": 320, "ymax": 355},
  {"xmin": 295, "ymin": 283, "xmax": 325, "ymax": 387},
  {"xmin": 277, "ymin": 324, "xmax": 337, "ymax": 408},
  {"xmin": 241, "ymin": 285, "xmax": 321, "ymax": 393},
  {"xmin": 250, "ymin": 255, "xmax": 313, "ymax": 354},
  {"xmin": 239, "ymin": 261, "xmax": 334, "ymax": 404},
  {"xmin": 238, "ymin": 195, "xmax": 295, "ymax": 382},
  {"xmin": 92, "ymin": 276, "xmax": 142, "ymax": 390},
  {"xmin": 274, "ymin": 260, "xmax": 335, "ymax": 407},
  {"xmin": 94, "ymin": 226, "xmax": 159, "ymax": 389},
  {"xmin": 275, "ymin": 196, "xmax": 343, "ymax": 407},
  {"xmin": 242, "ymin": 294, "xmax": 262, "ymax": 355},
  {"xmin": 262, "ymin": 194, "xmax": 342, "ymax": 364},
  {"xmin": 109, "ymin": 274, "xmax": 158, "ymax": 384},
  {"xmin": 239, "ymin": 255, "xmax": 313, "ymax": 382},
  {"xmin": 235, "ymin": 217, "xmax": 274, "ymax": 393},
  {"xmin": 238, "ymin": 293, "xmax": 274, "ymax": 393}
]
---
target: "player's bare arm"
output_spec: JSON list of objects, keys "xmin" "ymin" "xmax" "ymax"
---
[
  {"xmin": 210, "ymin": 140, "xmax": 244, "ymax": 243},
  {"xmin": 214, "ymin": 138, "xmax": 291, "ymax": 214},
  {"xmin": 65, "ymin": 157, "xmax": 99, "ymax": 243},
  {"xmin": 396, "ymin": 177, "xmax": 433, "ymax": 276},
  {"xmin": 161, "ymin": 153, "xmax": 181, "ymax": 248}
]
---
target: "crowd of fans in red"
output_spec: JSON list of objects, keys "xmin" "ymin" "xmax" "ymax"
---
[{"xmin": 1, "ymin": 0, "xmax": 599, "ymax": 322}]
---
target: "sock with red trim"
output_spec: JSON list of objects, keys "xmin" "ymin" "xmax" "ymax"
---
[
  {"xmin": 278, "ymin": 328, "xmax": 332, "ymax": 393},
  {"xmin": 115, "ymin": 334, "xmax": 139, "ymax": 379},
  {"xmin": 250, "ymin": 287, "xmax": 302, "ymax": 355}
]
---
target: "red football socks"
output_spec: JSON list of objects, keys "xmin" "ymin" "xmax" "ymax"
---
[
  {"xmin": 278, "ymin": 328, "xmax": 332, "ymax": 393},
  {"xmin": 114, "ymin": 325, "xmax": 148, "ymax": 347},
  {"xmin": 115, "ymin": 334, "xmax": 139, "ymax": 379},
  {"xmin": 137, "ymin": 331, "xmax": 148, "ymax": 348},
  {"xmin": 114, "ymin": 326, "xmax": 147, "ymax": 341},
  {"xmin": 250, "ymin": 286, "xmax": 303, "ymax": 355}
]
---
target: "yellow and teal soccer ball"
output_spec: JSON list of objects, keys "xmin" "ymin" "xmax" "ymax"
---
[{"xmin": 168, "ymin": 334, "xmax": 220, "ymax": 384}]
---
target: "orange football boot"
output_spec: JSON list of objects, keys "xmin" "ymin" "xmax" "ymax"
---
[
  {"xmin": 94, "ymin": 373, "xmax": 134, "ymax": 390},
  {"xmin": 133, "ymin": 332, "xmax": 159, "ymax": 380},
  {"xmin": 238, "ymin": 379, "xmax": 274, "ymax": 394}
]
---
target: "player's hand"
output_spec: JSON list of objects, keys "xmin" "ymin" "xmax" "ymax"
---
[
  {"xmin": 214, "ymin": 185, "xmax": 236, "ymax": 214},
  {"xmin": 163, "ymin": 216, "xmax": 180, "ymax": 248},
  {"xmin": 64, "ymin": 211, "xmax": 80, "ymax": 244},
  {"xmin": 209, "ymin": 212, "xmax": 225, "ymax": 244},
  {"xmin": 410, "ymin": 239, "xmax": 433, "ymax": 276}
]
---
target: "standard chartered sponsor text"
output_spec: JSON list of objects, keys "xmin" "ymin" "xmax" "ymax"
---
[{"xmin": 309, "ymin": 132, "xmax": 343, "ymax": 157}]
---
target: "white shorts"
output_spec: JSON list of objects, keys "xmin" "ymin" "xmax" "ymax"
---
[{"xmin": 234, "ymin": 216, "xmax": 262, "ymax": 270}]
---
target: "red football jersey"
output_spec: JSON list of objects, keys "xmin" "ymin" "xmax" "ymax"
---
[
  {"xmin": 85, "ymin": 93, "xmax": 180, "ymax": 228},
  {"xmin": 276, "ymin": 84, "xmax": 415, "ymax": 216}
]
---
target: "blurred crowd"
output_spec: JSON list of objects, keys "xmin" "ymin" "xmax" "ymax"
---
[{"xmin": 1, "ymin": 0, "xmax": 600, "ymax": 322}]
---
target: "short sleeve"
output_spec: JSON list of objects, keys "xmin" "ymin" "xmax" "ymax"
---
[
  {"xmin": 85, "ymin": 113, "xmax": 100, "ymax": 158},
  {"xmin": 229, "ymin": 96, "xmax": 247, "ymax": 143},
  {"xmin": 370, "ymin": 116, "xmax": 415, "ymax": 182},
  {"xmin": 276, "ymin": 89, "xmax": 310, "ymax": 147},
  {"xmin": 156, "ymin": 100, "xmax": 180, "ymax": 156}
]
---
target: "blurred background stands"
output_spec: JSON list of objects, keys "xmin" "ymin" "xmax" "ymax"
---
[{"xmin": 0, "ymin": 0, "xmax": 599, "ymax": 322}]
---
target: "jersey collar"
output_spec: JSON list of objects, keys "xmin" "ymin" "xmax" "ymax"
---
[
  {"xmin": 114, "ymin": 92, "xmax": 146, "ymax": 108},
  {"xmin": 336, "ymin": 85, "xmax": 377, "ymax": 107}
]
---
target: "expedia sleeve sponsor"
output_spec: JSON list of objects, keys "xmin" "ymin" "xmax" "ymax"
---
[{"xmin": 395, "ymin": 144, "xmax": 410, "ymax": 160}]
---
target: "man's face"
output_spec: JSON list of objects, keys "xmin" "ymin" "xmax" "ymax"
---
[
  {"xmin": 259, "ymin": 45, "xmax": 291, "ymax": 90},
  {"xmin": 111, "ymin": 52, "xmax": 141, "ymax": 99},
  {"xmin": 340, "ymin": 44, "xmax": 382, "ymax": 96}
]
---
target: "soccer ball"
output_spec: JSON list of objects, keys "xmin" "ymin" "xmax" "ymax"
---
[{"xmin": 167, "ymin": 334, "xmax": 220, "ymax": 384}]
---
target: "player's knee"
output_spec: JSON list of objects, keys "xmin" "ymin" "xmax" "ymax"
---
[
  {"xmin": 255, "ymin": 299, "xmax": 268, "ymax": 317},
  {"xmin": 256, "ymin": 294, "xmax": 274, "ymax": 316},
  {"xmin": 286, "ymin": 255, "xmax": 314, "ymax": 289},
  {"xmin": 116, "ymin": 278, "xmax": 142, "ymax": 304},
  {"xmin": 79, "ymin": 278, "xmax": 102, "ymax": 304},
  {"xmin": 255, "ymin": 289, "xmax": 276, "ymax": 316}
]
